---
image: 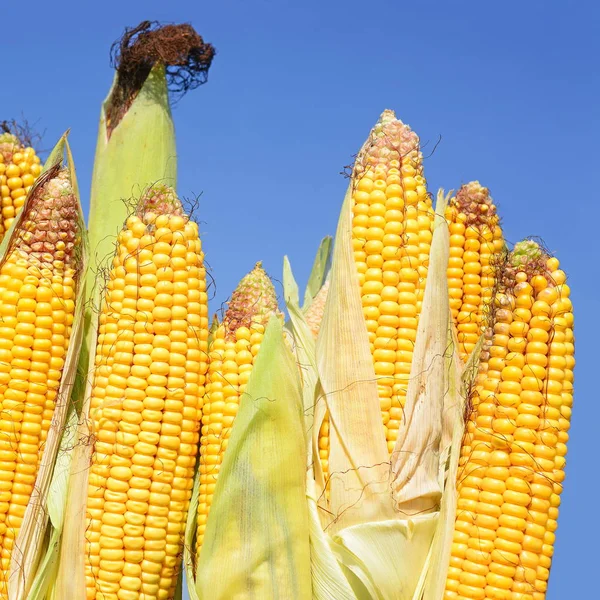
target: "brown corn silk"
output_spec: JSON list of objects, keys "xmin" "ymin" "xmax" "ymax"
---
[
  {"xmin": 0, "ymin": 164, "xmax": 83, "ymax": 598},
  {"xmin": 83, "ymin": 185, "xmax": 208, "ymax": 600},
  {"xmin": 196, "ymin": 262, "xmax": 282, "ymax": 558},
  {"xmin": 0, "ymin": 132, "xmax": 43, "ymax": 240},
  {"xmin": 446, "ymin": 181, "xmax": 505, "ymax": 362},
  {"xmin": 444, "ymin": 240, "xmax": 574, "ymax": 600}
]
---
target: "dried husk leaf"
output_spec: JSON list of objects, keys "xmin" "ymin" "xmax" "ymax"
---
[
  {"xmin": 316, "ymin": 183, "xmax": 393, "ymax": 534},
  {"xmin": 390, "ymin": 189, "xmax": 451, "ymax": 516},
  {"xmin": 283, "ymin": 257, "xmax": 357, "ymax": 600},
  {"xmin": 26, "ymin": 408, "xmax": 79, "ymax": 600},
  {"xmin": 416, "ymin": 332, "xmax": 484, "ymax": 600}
]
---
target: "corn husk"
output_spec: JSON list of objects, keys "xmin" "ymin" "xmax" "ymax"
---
[
  {"xmin": 283, "ymin": 257, "xmax": 357, "ymax": 599},
  {"xmin": 302, "ymin": 183, "xmax": 456, "ymax": 599},
  {"xmin": 0, "ymin": 135, "xmax": 89, "ymax": 600},
  {"xmin": 187, "ymin": 316, "xmax": 311, "ymax": 600},
  {"xmin": 416, "ymin": 333, "xmax": 484, "ymax": 600},
  {"xmin": 54, "ymin": 64, "xmax": 177, "ymax": 599}
]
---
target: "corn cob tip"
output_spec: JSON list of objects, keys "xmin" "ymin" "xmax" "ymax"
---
[
  {"xmin": 224, "ymin": 262, "xmax": 282, "ymax": 336},
  {"xmin": 353, "ymin": 109, "xmax": 421, "ymax": 180},
  {"xmin": 136, "ymin": 183, "xmax": 183, "ymax": 219},
  {"xmin": 450, "ymin": 180, "xmax": 499, "ymax": 229},
  {"xmin": 15, "ymin": 166, "xmax": 81, "ymax": 272},
  {"xmin": 0, "ymin": 132, "xmax": 24, "ymax": 162},
  {"xmin": 498, "ymin": 239, "xmax": 561, "ymax": 292},
  {"xmin": 511, "ymin": 239, "xmax": 544, "ymax": 265}
]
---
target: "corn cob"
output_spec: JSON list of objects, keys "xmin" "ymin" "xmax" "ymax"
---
[
  {"xmin": 0, "ymin": 165, "xmax": 81, "ymax": 597},
  {"xmin": 0, "ymin": 133, "xmax": 42, "ymax": 238},
  {"xmin": 84, "ymin": 185, "xmax": 208, "ymax": 600},
  {"xmin": 349, "ymin": 109, "xmax": 435, "ymax": 455},
  {"xmin": 444, "ymin": 240, "xmax": 574, "ymax": 600},
  {"xmin": 196, "ymin": 262, "xmax": 282, "ymax": 557},
  {"xmin": 446, "ymin": 182, "xmax": 505, "ymax": 361}
]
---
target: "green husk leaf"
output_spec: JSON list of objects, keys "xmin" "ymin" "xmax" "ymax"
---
[
  {"xmin": 55, "ymin": 64, "xmax": 177, "ymax": 598},
  {"xmin": 303, "ymin": 235, "xmax": 333, "ymax": 310},
  {"xmin": 194, "ymin": 317, "xmax": 311, "ymax": 600},
  {"xmin": 283, "ymin": 257, "xmax": 356, "ymax": 599},
  {"xmin": 316, "ymin": 183, "xmax": 393, "ymax": 533},
  {"xmin": 6, "ymin": 135, "xmax": 89, "ymax": 600}
]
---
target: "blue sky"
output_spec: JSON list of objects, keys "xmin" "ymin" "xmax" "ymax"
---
[{"xmin": 3, "ymin": 1, "xmax": 598, "ymax": 598}]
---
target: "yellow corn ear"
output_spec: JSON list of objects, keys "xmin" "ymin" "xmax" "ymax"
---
[
  {"xmin": 446, "ymin": 181, "xmax": 505, "ymax": 361},
  {"xmin": 0, "ymin": 132, "xmax": 42, "ymax": 238},
  {"xmin": 83, "ymin": 185, "xmax": 208, "ymax": 600},
  {"xmin": 196, "ymin": 262, "xmax": 282, "ymax": 558},
  {"xmin": 0, "ymin": 165, "xmax": 82, "ymax": 598},
  {"xmin": 445, "ymin": 240, "xmax": 574, "ymax": 600}
]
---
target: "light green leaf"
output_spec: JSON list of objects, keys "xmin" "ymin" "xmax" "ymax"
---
[
  {"xmin": 195, "ymin": 317, "xmax": 311, "ymax": 600},
  {"xmin": 303, "ymin": 235, "xmax": 333, "ymax": 310}
]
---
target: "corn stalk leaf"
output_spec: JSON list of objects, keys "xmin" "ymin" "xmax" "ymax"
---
[
  {"xmin": 5, "ymin": 135, "xmax": 88, "ymax": 600},
  {"xmin": 194, "ymin": 317, "xmax": 311, "ymax": 600},
  {"xmin": 303, "ymin": 235, "xmax": 333, "ymax": 310},
  {"xmin": 55, "ymin": 63, "xmax": 177, "ymax": 599}
]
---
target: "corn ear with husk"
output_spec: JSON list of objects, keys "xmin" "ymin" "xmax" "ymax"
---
[
  {"xmin": 0, "ymin": 134, "xmax": 88, "ymax": 600},
  {"xmin": 185, "ymin": 316, "xmax": 311, "ymax": 600},
  {"xmin": 284, "ymin": 169, "xmax": 482, "ymax": 598},
  {"xmin": 53, "ymin": 22, "xmax": 213, "ymax": 599}
]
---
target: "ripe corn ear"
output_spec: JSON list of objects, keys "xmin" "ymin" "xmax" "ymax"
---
[
  {"xmin": 446, "ymin": 181, "xmax": 505, "ymax": 361},
  {"xmin": 317, "ymin": 109, "xmax": 435, "ymax": 475},
  {"xmin": 0, "ymin": 164, "xmax": 82, "ymax": 598},
  {"xmin": 0, "ymin": 133, "xmax": 42, "ymax": 239},
  {"xmin": 83, "ymin": 185, "xmax": 208, "ymax": 600},
  {"xmin": 196, "ymin": 262, "xmax": 282, "ymax": 557},
  {"xmin": 444, "ymin": 240, "xmax": 574, "ymax": 600}
]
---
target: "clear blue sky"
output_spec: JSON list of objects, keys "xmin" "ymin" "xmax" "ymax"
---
[{"xmin": 3, "ymin": 1, "xmax": 597, "ymax": 598}]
